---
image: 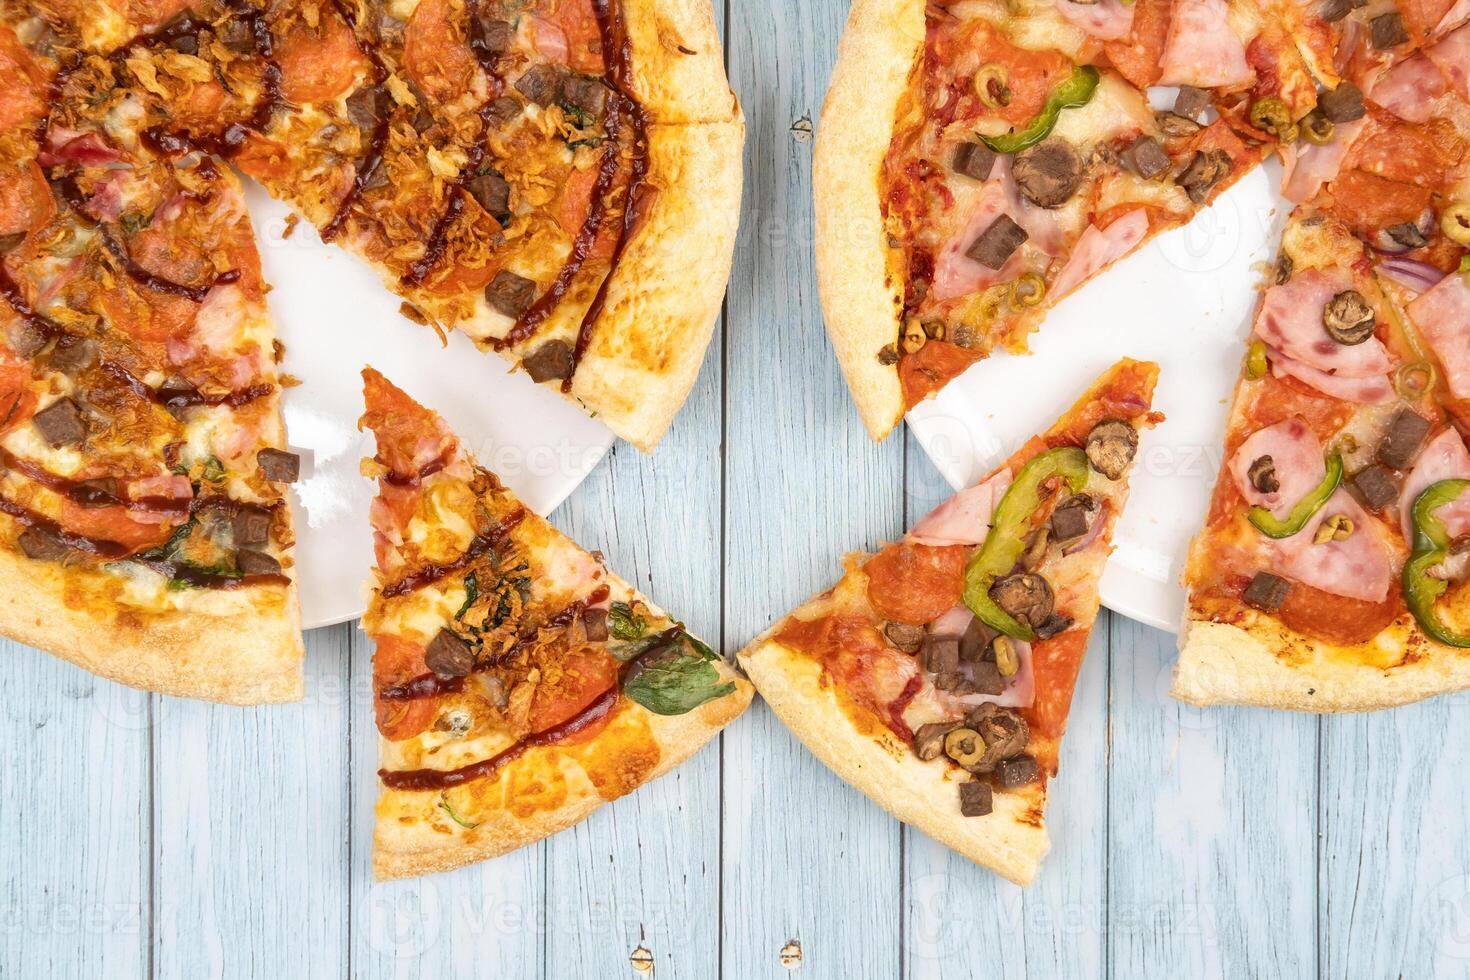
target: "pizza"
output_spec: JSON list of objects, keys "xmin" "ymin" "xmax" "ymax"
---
[
  {"xmin": 0, "ymin": 16, "xmax": 304, "ymax": 702},
  {"xmin": 738, "ymin": 359, "xmax": 1158, "ymax": 885},
  {"xmin": 24, "ymin": 0, "xmax": 743, "ymax": 450},
  {"xmin": 360, "ymin": 368, "xmax": 752, "ymax": 878},
  {"xmin": 1176, "ymin": 12, "xmax": 1470, "ymax": 713},
  {"xmin": 813, "ymin": 0, "xmax": 1314, "ymax": 439}
]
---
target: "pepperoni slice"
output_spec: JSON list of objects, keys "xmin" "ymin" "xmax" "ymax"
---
[
  {"xmin": 0, "ymin": 161, "xmax": 58, "ymax": 239},
  {"xmin": 557, "ymin": 163, "xmax": 620, "ymax": 262},
  {"xmin": 361, "ymin": 366, "xmax": 459, "ymax": 478},
  {"xmin": 1276, "ymin": 582, "xmax": 1404, "ymax": 646},
  {"xmin": 1101, "ymin": 0, "xmax": 1170, "ymax": 90},
  {"xmin": 0, "ymin": 350, "xmax": 36, "ymax": 436},
  {"xmin": 1344, "ymin": 110, "xmax": 1466, "ymax": 189},
  {"xmin": 899, "ymin": 340, "xmax": 982, "ymax": 410},
  {"xmin": 1023, "ymin": 629, "xmax": 1089, "ymax": 755},
  {"xmin": 934, "ymin": 20, "xmax": 1072, "ymax": 130},
  {"xmin": 0, "ymin": 28, "xmax": 49, "ymax": 132},
  {"xmin": 1324, "ymin": 168, "xmax": 1435, "ymax": 241},
  {"xmin": 53, "ymin": 500, "xmax": 180, "ymax": 552},
  {"xmin": 403, "ymin": 0, "xmax": 483, "ymax": 105},
  {"xmin": 374, "ymin": 634, "xmax": 440, "ymax": 740},
  {"xmin": 776, "ymin": 612, "xmax": 920, "ymax": 738},
  {"xmin": 862, "ymin": 541, "xmax": 968, "ymax": 625},
  {"xmin": 231, "ymin": 131, "xmax": 293, "ymax": 184},
  {"xmin": 534, "ymin": 0, "xmax": 605, "ymax": 74},
  {"xmin": 528, "ymin": 647, "xmax": 620, "ymax": 734},
  {"xmin": 276, "ymin": 11, "xmax": 372, "ymax": 104}
]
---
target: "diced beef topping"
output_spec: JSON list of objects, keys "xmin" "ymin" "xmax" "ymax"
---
[
  {"xmin": 465, "ymin": 169, "xmax": 511, "ymax": 223},
  {"xmin": 19, "ymin": 527, "xmax": 69, "ymax": 561},
  {"xmin": 959, "ymin": 780, "xmax": 993, "ymax": 817},
  {"xmin": 1370, "ymin": 12, "xmax": 1408, "ymax": 48},
  {"xmin": 424, "ymin": 628, "xmax": 475, "ymax": 678},
  {"xmin": 965, "ymin": 214, "xmax": 1028, "ymax": 270},
  {"xmin": 515, "ymin": 64, "xmax": 564, "ymax": 106},
  {"xmin": 1319, "ymin": 0, "xmax": 1365, "ymax": 22},
  {"xmin": 968, "ymin": 660, "xmax": 1005, "ymax": 695},
  {"xmin": 521, "ymin": 339, "xmax": 575, "ymax": 383},
  {"xmin": 583, "ymin": 606, "xmax": 609, "ymax": 642},
  {"xmin": 6, "ymin": 319, "xmax": 47, "ymax": 358},
  {"xmin": 561, "ymin": 75, "xmax": 608, "ymax": 115},
  {"xmin": 1012, "ymin": 139, "xmax": 1081, "ymax": 209},
  {"xmin": 70, "ymin": 478, "xmax": 120, "ymax": 508},
  {"xmin": 1243, "ymin": 571, "xmax": 1290, "ymax": 611},
  {"xmin": 1352, "ymin": 463, "xmax": 1398, "ymax": 510},
  {"xmin": 1174, "ymin": 86, "xmax": 1210, "ymax": 120},
  {"xmin": 1122, "ymin": 135, "xmax": 1171, "ymax": 180},
  {"xmin": 257, "ymin": 448, "xmax": 300, "ymax": 483},
  {"xmin": 1050, "ymin": 494, "xmax": 1096, "ymax": 544},
  {"xmin": 922, "ymin": 633, "xmax": 959, "ymax": 675},
  {"xmin": 1086, "ymin": 418, "xmax": 1138, "ymax": 479},
  {"xmin": 1155, "ymin": 112, "xmax": 1202, "ymax": 138},
  {"xmin": 951, "ymin": 141, "xmax": 997, "ymax": 182},
  {"xmin": 883, "ymin": 620, "xmax": 925, "ymax": 653},
  {"xmin": 236, "ymin": 548, "xmax": 281, "ymax": 577},
  {"xmin": 1176, "ymin": 149, "xmax": 1232, "ymax": 204},
  {"xmin": 485, "ymin": 270, "xmax": 538, "ymax": 318},
  {"xmin": 958, "ymin": 615, "xmax": 999, "ymax": 661},
  {"xmin": 233, "ymin": 505, "xmax": 273, "ymax": 548},
  {"xmin": 32, "ymin": 398, "xmax": 86, "ymax": 447},
  {"xmin": 965, "ymin": 703, "xmax": 1030, "ymax": 772},
  {"xmin": 346, "ymin": 85, "xmax": 381, "ymax": 132},
  {"xmin": 1376, "ymin": 408, "xmax": 1430, "ymax": 470},
  {"xmin": 473, "ymin": 16, "xmax": 515, "ymax": 56},
  {"xmin": 996, "ymin": 754, "xmax": 1040, "ymax": 788},
  {"xmin": 485, "ymin": 95, "xmax": 523, "ymax": 128},
  {"xmin": 1317, "ymin": 82, "xmax": 1365, "ymax": 123}
]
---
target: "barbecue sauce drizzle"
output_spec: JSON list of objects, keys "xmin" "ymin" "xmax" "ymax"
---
[
  {"xmin": 379, "ymin": 508, "xmax": 526, "ymax": 598},
  {"xmin": 320, "ymin": 0, "xmax": 391, "ymax": 241}
]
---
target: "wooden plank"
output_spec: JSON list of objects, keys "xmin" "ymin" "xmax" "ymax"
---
[
  {"xmin": 1107, "ymin": 616, "xmax": 1317, "ymax": 976},
  {"xmin": 0, "ymin": 642, "xmax": 150, "ymax": 980},
  {"xmin": 721, "ymin": 0, "xmax": 907, "ymax": 973},
  {"xmin": 152, "ymin": 624, "xmax": 352, "ymax": 978},
  {"xmin": 1319, "ymin": 700, "xmax": 1470, "ymax": 979},
  {"xmin": 541, "ymin": 326, "xmax": 726, "ymax": 979},
  {"xmin": 903, "ymin": 430, "xmax": 1110, "ymax": 978}
]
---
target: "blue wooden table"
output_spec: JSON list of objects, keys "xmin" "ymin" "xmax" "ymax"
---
[{"xmin": 7, "ymin": 2, "xmax": 1470, "ymax": 976}]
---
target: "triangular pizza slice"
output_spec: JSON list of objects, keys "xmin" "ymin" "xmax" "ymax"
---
[
  {"xmin": 738, "ymin": 359, "xmax": 1159, "ymax": 885},
  {"xmin": 360, "ymin": 368, "xmax": 752, "ymax": 879}
]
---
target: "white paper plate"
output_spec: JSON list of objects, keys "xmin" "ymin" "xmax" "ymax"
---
[
  {"xmin": 908, "ymin": 161, "xmax": 1290, "ymax": 633},
  {"xmin": 243, "ymin": 184, "xmax": 615, "ymax": 629}
]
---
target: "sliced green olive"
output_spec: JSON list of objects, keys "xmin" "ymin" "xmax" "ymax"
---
[
  {"xmin": 993, "ymin": 635, "xmax": 1019, "ymax": 677},
  {"xmin": 1313, "ymin": 513, "xmax": 1355, "ymax": 544},
  {"xmin": 1011, "ymin": 271, "xmax": 1046, "ymax": 308},
  {"xmin": 1396, "ymin": 361, "xmax": 1437, "ymax": 400},
  {"xmin": 1300, "ymin": 109, "xmax": 1335, "ymax": 145},
  {"xmin": 1244, "ymin": 339, "xmax": 1268, "ymax": 380},
  {"xmin": 944, "ymin": 727, "xmax": 986, "ymax": 768},
  {"xmin": 1249, "ymin": 96, "xmax": 1298, "ymax": 142},
  {"xmin": 974, "ymin": 64, "xmax": 1012, "ymax": 110},
  {"xmin": 1444, "ymin": 201, "xmax": 1470, "ymax": 245}
]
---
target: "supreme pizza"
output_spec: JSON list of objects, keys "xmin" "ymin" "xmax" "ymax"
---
[
  {"xmin": 739, "ymin": 359, "xmax": 1158, "ymax": 884},
  {"xmin": 22, "ymin": 0, "xmax": 743, "ymax": 450},
  {"xmin": 0, "ymin": 14, "xmax": 303, "ymax": 702},
  {"xmin": 361, "ymin": 368, "xmax": 751, "ymax": 878},
  {"xmin": 814, "ymin": 0, "xmax": 1314, "ymax": 439},
  {"xmin": 1176, "ymin": 13, "xmax": 1470, "ymax": 711}
]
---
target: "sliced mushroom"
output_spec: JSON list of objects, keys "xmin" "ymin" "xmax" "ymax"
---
[
  {"xmin": 1085, "ymin": 419, "xmax": 1138, "ymax": 480},
  {"xmin": 964, "ymin": 703, "xmax": 1030, "ymax": 773},
  {"xmin": 18, "ymin": 526, "xmax": 69, "ymax": 562},
  {"xmin": 1012, "ymin": 139, "xmax": 1082, "ymax": 209},
  {"xmin": 1275, "ymin": 252, "xmax": 1294, "ymax": 285},
  {"xmin": 1322, "ymin": 290, "xmax": 1375, "ymax": 345},
  {"xmin": 1155, "ymin": 111, "xmax": 1201, "ymax": 138},
  {"xmin": 913, "ymin": 722, "xmax": 953, "ymax": 761},
  {"xmin": 1248, "ymin": 454, "xmax": 1280, "ymax": 494},
  {"xmin": 1176, "ymin": 148, "xmax": 1232, "ymax": 204},
  {"xmin": 988, "ymin": 572, "xmax": 1054, "ymax": 630}
]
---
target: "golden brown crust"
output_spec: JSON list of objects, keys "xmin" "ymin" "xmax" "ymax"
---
[
  {"xmin": 622, "ymin": 0, "xmax": 741, "ymax": 124},
  {"xmin": 1173, "ymin": 618, "xmax": 1470, "ymax": 713},
  {"xmin": 737, "ymin": 632, "xmax": 1048, "ymax": 887},
  {"xmin": 373, "ymin": 664, "xmax": 753, "ymax": 880},
  {"xmin": 0, "ymin": 548, "xmax": 303, "ymax": 704},
  {"xmin": 569, "ymin": 118, "xmax": 743, "ymax": 450},
  {"xmin": 812, "ymin": 0, "xmax": 924, "ymax": 441}
]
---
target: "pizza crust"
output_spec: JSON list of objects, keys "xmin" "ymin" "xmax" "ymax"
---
[
  {"xmin": 812, "ymin": 0, "xmax": 924, "ymax": 441},
  {"xmin": 373, "ymin": 666, "xmax": 753, "ymax": 880},
  {"xmin": 1173, "ymin": 618, "xmax": 1470, "ymax": 712},
  {"xmin": 737, "ymin": 634, "xmax": 1049, "ymax": 887},
  {"xmin": 0, "ymin": 548, "xmax": 303, "ymax": 704},
  {"xmin": 623, "ymin": 0, "xmax": 741, "ymax": 124},
  {"xmin": 570, "ymin": 118, "xmax": 743, "ymax": 450}
]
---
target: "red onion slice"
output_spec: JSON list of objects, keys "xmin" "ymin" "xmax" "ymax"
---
[{"xmin": 1377, "ymin": 257, "xmax": 1447, "ymax": 294}]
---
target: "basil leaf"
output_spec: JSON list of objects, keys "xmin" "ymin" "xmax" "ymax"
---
[
  {"xmin": 201, "ymin": 454, "xmax": 226, "ymax": 483},
  {"xmin": 607, "ymin": 601, "xmax": 646, "ymax": 640},
  {"xmin": 623, "ymin": 647, "xmax": 736, "ymax": 716},
  {"xmin": 608, "ymin": 633, "xmax": 663, "ymax": 663},
  {"xmin": 455, "ymin": 572, "xmax": 479, "ymax": 620}
]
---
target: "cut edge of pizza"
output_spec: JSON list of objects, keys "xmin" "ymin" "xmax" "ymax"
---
[
  {"xmin": 814, "ymin": 0, "xmax": 1304, "ymax": 442},
  {"xmin": 1174, "ymin": 207, "xmax": 1470, "ymax": 713},
  {"xmin": 738, "ymin": 358, "xmax": 1159, "ymax": 886},
  {"xmin": 359, "ymin": 367, "xmax": 752, "ymax": 880}
]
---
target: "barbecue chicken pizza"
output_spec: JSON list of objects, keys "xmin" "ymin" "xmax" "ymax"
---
[
  {"xmin": 739, "ymin": 359, "xmax": 1158, "ymax": 885},
  {"xmin": 361, "ymin": 368, "xmax": 752, "ymax": 878}
]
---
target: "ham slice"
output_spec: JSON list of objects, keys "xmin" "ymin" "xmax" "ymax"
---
[
  {"xmin": 925, "ymin": 607, "xmax": 1035, "ymax": 709},
  {"xmin": 1229, "ymin": 418, "xmax": 1326, "ymax": 521},
  {"xmin": 1369, "ymin": 55, "xmax": 1448, "ymax": 123},
  {"xmin": 530, "ymin": 17, "xmax": 569, "ymax": 63},
  {"xmin": 1253, "ymin": 268, "xmax": 1392, "ymax": 378},
  {"xmin": 931, "ymin": 160, "xmax": 1062, "ymax": 302},
  {"xmin": 908, "ymin": 469, "xmax": 1013, "ymax": 546},
  {"xmin": 1055, "ymin": 0, "xmax": 1136, "ymax": 40},
  {"xmin": 1425, "ymin": 24, "xmax": 1470, "ymax": 100},
  {"xmin": 1400, "ymin": 427, "xmax": 1470, "ymax": 541},
  {"xmin": 1268, "ymin": 346, "xmax": 1394, "ymax": 404},
  {"xmin": 1407, "ymin": 272, "xmax": 1470, "ymax": 399},
  {"xmin": 1280, "ymin": 118, "xmax": 1367, "ymax": 202},
  {"xmin": 1158, "ymin": 0, "xmax": 1253, "ymax": 88},
  {"xmin": 1047, "ymin": 209, "xmax": 1149, "ymax": 301},
  {"xmin": 1436, "ymin": 0, "xmax": 1470, "ymax": 34},
  {"xmin": 1278, "ymin": 488, "xmax": 1393, "ymax": 602}
]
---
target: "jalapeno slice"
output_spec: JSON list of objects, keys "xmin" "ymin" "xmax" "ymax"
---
[
  {"xmin": 981, "ymin": 66, "xmax": 1100, "ymax": 155},
  {"xmin": 962, "ymin": 447, "xmax": 1090, "ymax": 639},
  {"xmin": 1247, "ymin": 452, "xmax": 1343, "ymax": 539},
  {"xmin": 1403, "ymin": 479, "xmax": 1470, "ymax": 647}
]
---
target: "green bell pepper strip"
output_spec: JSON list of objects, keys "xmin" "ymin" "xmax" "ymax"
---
[
  {"xmin": 961, "ymin": 447, "xmax": 1090, "ymax": 639},
  {"xmin": 981, "ymin": 66, "xmax": 1100, "ymax": 155},
  {"xmin": 1247, "ymin": 453, "xmax": 1343, "ymax": 539},
  {"xmin": 1403, "ymin": 478, "xmax": 1470, "ymax": 648}
]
